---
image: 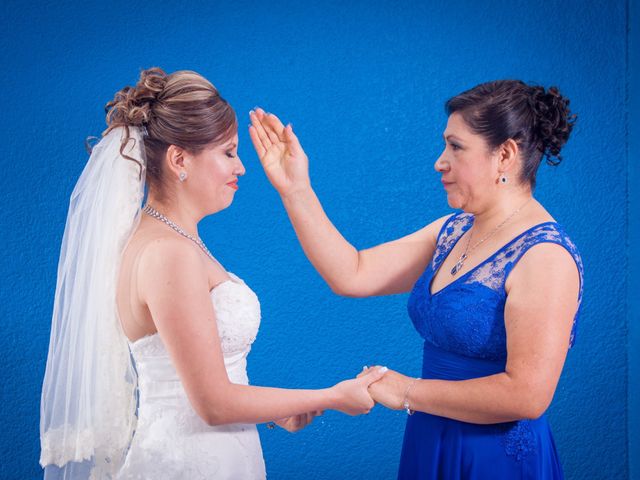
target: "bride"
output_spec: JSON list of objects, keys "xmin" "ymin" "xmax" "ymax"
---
[{"xmin": 39, "ymin": 67, "xmax": 387, "ymax": 479}]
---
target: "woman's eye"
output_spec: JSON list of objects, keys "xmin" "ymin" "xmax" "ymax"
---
[
  {"xmin": 450, "ymin": 143, "xmax": 461, "ymax": 151},
  {"xmin": 226, "ymin": 152, "xmax": 236, "ymax": 158}
]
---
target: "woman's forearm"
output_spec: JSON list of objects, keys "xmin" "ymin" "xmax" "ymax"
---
[
  {"xmin": 201, "ymin": 366, "xmax": 388, "ymax": 425},
  {"xmin": 408, "ymin": 373, "xmax": 551, "ymax": 424},
  {"xmin": 202, "ymin": 383, "xmax": 338, "ymax": 426},
  {"xmin": 281, "ymin": 187, "xmax": 360, "ymax": 295}
]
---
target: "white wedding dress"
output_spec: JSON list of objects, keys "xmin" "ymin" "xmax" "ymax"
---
[{"xmin": 117, "ymin": 272, "xmax": 267, "ymax": 479}]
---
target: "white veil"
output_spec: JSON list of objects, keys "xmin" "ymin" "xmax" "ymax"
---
[{"xmin": 40, "ymin": 127, "xmax": 146, "ymax": 479}]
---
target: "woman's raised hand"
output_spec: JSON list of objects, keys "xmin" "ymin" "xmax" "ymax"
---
[{"xmin": 249, "ymin": 108, "xmax": 311, "ymax": 198}]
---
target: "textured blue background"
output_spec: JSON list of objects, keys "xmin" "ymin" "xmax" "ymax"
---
[
  {"xmin": 628, "ymin": 0, "xmax": 638, "ymax": 478},
  {"xmin": 0, "ymin": 1, "xmax": 631, "ymax": 478}
]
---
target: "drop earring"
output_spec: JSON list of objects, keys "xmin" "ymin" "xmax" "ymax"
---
[{"xmin": 179, "ymin": 171, "xmax": 187, "ymax": 182}]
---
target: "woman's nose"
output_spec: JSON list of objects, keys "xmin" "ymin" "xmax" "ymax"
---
[
  {"xmin": 434, "ymin": 152, "xmax": 448, "ymax": 172},
  {"xmin": 235, "ymin": 156, "xmax": 246, "ymax": 176}
]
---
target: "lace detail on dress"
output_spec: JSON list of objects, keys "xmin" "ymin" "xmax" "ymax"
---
[
  {"xmin": 433, "ymin": 215, "xmax": 583, "ymax": 294},
  {"xmin": 494, "ymin": 420, "xmax": 535, "ymax": 462},
  {"xmin": 130, "ymin": 275, "xmax": 260, "ymax": 358},
  {"xmin": 463, "ymin": 221, "xmax": 583, "ymax": 348},
  {"xmin": 118, "ymin": 272, "xmax": 266, "ymax": 479},
  {"xmin": 466, "ymin": 223, "xmax": 581, "ymax": 292},
  {"xmin": 406, "ymin": 212, "xmax": 582, "ymax": 469},
  {"xmin": 431, "ymin": 213, "xmax": 474, "ymax": 271},
  {"xmin": 409, "ymin": 213, "xmax": 584, "ymax": 359},
  {"xmin": 211, "ymin": 275, "xmax": 260, "ymax": 354}
]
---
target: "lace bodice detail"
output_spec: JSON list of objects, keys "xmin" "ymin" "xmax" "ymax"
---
[
  {"xmin": 211, "ymin": 273, "xmax": 261, "ymax": 355},
  {"xmin": 408, "ymin": 213, "xmax": 584, "ymax": 361},
  {"xmin": 406, "ymin": 213, "xmax": 584, "ymax": 464},
  {"xmin": 131, "ymin": 272, "xmax": 259, "ymax": 356},
  {"xmin": 118, "ymin": 271, "xmax": 266, "ymax": 479}
]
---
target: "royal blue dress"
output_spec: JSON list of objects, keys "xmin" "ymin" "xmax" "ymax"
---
[{"xmin": 400, "ymin": 212, "xmax": 584, "ymax": 479}]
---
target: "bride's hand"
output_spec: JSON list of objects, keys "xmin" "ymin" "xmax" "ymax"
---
[
  {"xmin": 274, "ymin": 410, "xmax": 323, "ymax": 433},
  {"xmin": 330, "ymin": 366, "xmax": 388, "ymax": 416},
  {"xmin": 249, "ymin": 108, "xmax": 311, "ymax": 199}
]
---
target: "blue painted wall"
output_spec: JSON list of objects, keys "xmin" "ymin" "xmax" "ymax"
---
[
  {"xmin": 0, "ymin": 1, "xmax": 630, "ymax": 478},
  {"xmin": 628, "ymin": 0, "xmax": 638, "ymax": 478}
]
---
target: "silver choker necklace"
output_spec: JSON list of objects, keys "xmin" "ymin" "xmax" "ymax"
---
[{"xmin": 142, "ymin": 204, "xmax": 218, "ymax": 265}]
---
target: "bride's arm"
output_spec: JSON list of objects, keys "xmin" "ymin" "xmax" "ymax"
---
[
  {"xmin": 249, "ymin": 109, "xmax": 448, "ymax": 298},
  {"xmin": 138, "ymin": 237, "xmax": 387, "ymax": 426}
]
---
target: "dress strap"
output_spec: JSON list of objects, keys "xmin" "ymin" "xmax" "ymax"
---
[
  {"xmin": 431, "ymin": 213, "xmax": 474, "ymax": 271},
  {"xmin": 493, "ymin": 223, "xmax": 584, "ymax": 347},
  {"xmin": 501, "ymin": 224, "xmax": 583, "ymax": 291}
]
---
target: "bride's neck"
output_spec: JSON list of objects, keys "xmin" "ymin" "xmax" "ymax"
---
[{"xmin": 145, "ymin": 194, "xmax": 200, "ymax": 237}]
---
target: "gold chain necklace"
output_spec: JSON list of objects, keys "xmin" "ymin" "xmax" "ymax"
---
[{"xmin": 450, "ymin": 198, "xmax": 532, "ymax": 276}]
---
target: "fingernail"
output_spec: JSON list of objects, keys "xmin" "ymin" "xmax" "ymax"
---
[
  {"xmin": 379, "ymin": 366, "xmax": 388, "ymax": 373},
  {"xmin": 363, "ymin": 365, "xmax": 368, "ymax": 370},
  {"xmin": 249, "ymin": 110, "xmax": 254, "ymax": 115}
]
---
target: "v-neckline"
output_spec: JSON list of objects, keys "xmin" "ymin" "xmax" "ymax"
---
[{"xmin": 428, "ymin": 217, "xmax": 558, "ymax": 297}]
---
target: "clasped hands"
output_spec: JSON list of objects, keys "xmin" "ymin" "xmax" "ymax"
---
[
  {"xmin": 273, "ymin": 367, "xmax": 414, "ymax": 433},
  {"xmin": 250, "ymin": 109, "xmax": 416, "ymax": 432}
]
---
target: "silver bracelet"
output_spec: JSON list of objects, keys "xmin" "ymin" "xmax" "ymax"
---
[{"xmin": 402, "ymin": 378, "xmax": 420, "ymax": 415}]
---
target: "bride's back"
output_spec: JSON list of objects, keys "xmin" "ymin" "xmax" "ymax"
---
[{"xmin": 116, "ymin": 220, "xmax": 164, "ymax": 342}]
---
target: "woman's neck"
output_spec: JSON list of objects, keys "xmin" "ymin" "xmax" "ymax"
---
[
  {"xmin": 470, "ymin": 189, "xmax": 534, "ymax": 237},
  {"xmin": 145, "ymin": 194, "xmax": 200, "ymax": 238}
]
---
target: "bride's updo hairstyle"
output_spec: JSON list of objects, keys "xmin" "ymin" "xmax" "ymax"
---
[
  {"xmin": 445, "ymin": 80, "xmax": 577, "ymax": 189},
  {"xmin": 103, "ymin": 67, "xmax": 237, "ymax": 197}
]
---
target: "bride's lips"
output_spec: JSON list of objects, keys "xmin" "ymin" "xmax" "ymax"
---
[
  {"xmin": 441, "ymin": 179, "xmax": 454, "ymax": 188},
  {"xmin": 227, "ymin": 181, "xmax": 238, "ymax": 191}
]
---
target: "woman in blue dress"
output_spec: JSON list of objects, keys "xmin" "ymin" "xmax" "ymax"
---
[{"xmin": 249, "ymin": 79, "xmax": 582, "ymax": 479}]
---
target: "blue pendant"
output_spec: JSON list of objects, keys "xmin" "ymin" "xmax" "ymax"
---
[{"xmin": 450, "ymin": 254, "xmax": 467, "ymax": 275}]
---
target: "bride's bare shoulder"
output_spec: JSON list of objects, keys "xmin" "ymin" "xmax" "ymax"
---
[
  {"xmin": 139, "ymin": 230, "xmax": 201, "ymax": 268},
  {"xmin": 125, "ymin": 220, "xmax": 229, "ymax": 293},
  {"xmin": 123, "ymin": 220, "xmax": 191, "ymax": 260},
  {"xmin": 135, "ymin": 234, "xmax": 208, "ymax": 300}
]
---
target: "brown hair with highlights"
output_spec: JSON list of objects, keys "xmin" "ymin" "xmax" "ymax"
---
[{"xmin": 103, "ymin": 67, "xmax": 237, "ymax": 196}]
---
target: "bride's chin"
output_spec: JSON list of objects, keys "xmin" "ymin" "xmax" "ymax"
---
[
  {"xmin": 219, "ymin": 197, "xmax": 235, "ymax": 212},
  {"xmin": 201, "ymin": 200, "xmax": 228, "ymax": 216}
]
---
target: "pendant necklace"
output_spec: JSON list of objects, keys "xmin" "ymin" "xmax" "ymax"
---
[{"xmin": 450, "ymin": 198, "xmax": 532, "ymax": 276}]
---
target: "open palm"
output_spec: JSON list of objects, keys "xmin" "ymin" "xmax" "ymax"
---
[{"xmin": 249, "ymin": 108, "xmax": 310, "ymax": 197}]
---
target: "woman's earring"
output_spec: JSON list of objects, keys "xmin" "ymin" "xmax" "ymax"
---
[
  {"xmin": 499, "ymin": 174, "xmax": 508, "ymax": 185},
  {"xmin": 179, "ymin": 171, "xmax": 187, "ymax": 182}
]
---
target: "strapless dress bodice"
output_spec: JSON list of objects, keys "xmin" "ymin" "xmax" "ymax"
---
[{"xmin": 118, "ymin": 272, "xmax": 266, "ymax": 480}]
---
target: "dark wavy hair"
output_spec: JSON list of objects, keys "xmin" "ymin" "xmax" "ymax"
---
[{"xmin": 445, "ymin": 80, "xmax": 576, "ymax": 189}]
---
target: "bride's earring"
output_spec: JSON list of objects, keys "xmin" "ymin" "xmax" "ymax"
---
[
  {"xmin": 499, "ymin": 174, "xmax": 508, "ymax": 185},
  {"xmin": 179, "ymin": 171, "xmax": 187, "ymax": 182}
]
